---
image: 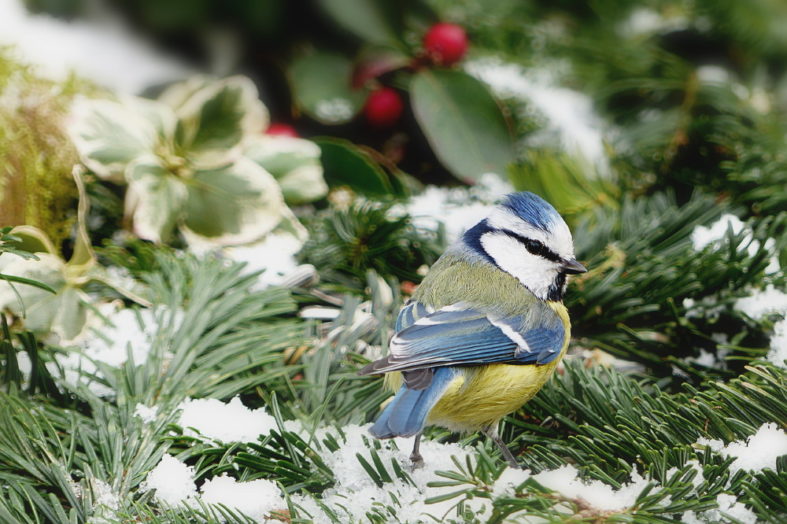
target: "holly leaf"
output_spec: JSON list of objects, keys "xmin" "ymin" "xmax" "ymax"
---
[
  {"xmin": 290, "ymin": 53, "xmax": 366, "ymax": 125},
  {"xmin": 315, "ymin": 138, "xmax": 399, "ymax": 196},
  {"xmin": 410, "ymin": 70, "xmax": 515, "ymax": 183},
  {"xmin": 317, "ymin": 0, "xmax": 403, "ymax": 47}
]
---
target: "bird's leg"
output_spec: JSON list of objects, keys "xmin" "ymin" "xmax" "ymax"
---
[
  {"xmin": 410, "ymin": 433, "xmax": 424, "ymax": 469},
  {"xmin": 484, "ymin": 427, "xmax": 520, "ymax": 469}
]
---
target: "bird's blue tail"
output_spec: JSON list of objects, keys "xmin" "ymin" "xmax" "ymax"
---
[{"xmin": 369, "ymin": 368, "xmax": 456, "ymax": 438}]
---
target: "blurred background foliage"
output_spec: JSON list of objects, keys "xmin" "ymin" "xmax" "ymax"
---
[
  {"xmin": 0, "ymin": 0, "xmax": 786, "ymax": 521},
  {"xmin": 14, "ymin": 0, "xmax": 787, "ymax": 203}
]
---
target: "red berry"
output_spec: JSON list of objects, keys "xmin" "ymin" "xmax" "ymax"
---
[
  {"xmin": 423, "ymin": 23, "xmax": 468, "ymax": 66},
  {"xmin": 266, "ymin": 123, "xmax": 299, "ymax": 137},
  {"xmin": 363, "ymin": 87, "xmax": 404, "ymax": 128}
]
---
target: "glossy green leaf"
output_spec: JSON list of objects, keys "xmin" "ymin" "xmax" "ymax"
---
[
  {"xmin": 289, "ymin": 53, "xmax": 366, "ymax": 125},
  {"xmin": 314, "ymin": 138, "xmax": 397, "ymax": 196},
  {"xmin": 317, "ymin": 0, "xmax": 402, "ymax": 47},
  {"xmin": 410, "ymin": 70, "xmax": 515, "ymax": 183}
]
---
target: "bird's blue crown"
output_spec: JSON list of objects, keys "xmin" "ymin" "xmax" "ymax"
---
[
  {"xmin": 462, "ymin": 192, "xmax": 561, "ymax": 256},
  {"xmin": 499, "ymin": 192, "xmax": 560, "ymax": 231}
]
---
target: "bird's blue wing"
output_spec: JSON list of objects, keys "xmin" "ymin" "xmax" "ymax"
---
[
  {"xmin": 368, "ymin": 301, "xmax": 565, "ymax": 375},
  {"xmin": 394, "ymin": 300, "xmax": 432, "ymax": 331}
]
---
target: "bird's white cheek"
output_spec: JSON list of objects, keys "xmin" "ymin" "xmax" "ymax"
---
[{"xmin": 480, "ymin": 234, "xmax": 557, "ymax": 300}]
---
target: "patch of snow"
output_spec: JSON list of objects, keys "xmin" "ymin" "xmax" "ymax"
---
[
  {"xmin": 697, "ymin": 422, "xmax": 787, "ymax": 474},
  {"xmin": 222, "ymin": 233, "xmax": 307, "ymax": 290},
  {"xmin": 716, "ymin": 494, "xmax": 757, "ymax": 524},
  {"xmin": 89, "ymin": 478, "xmax": 120, "ymax": 517},
  {"xmin": 734, "ymin": 285, "xmax": 787, "ymax": 320},
  {"xmin": 52, "ymin": 306, "xmax": 180, "ymax": 396},
  {"xmin": 177, "ymin": 397, "xmax": 277, "ymax": 443},
  {"xmin": 141, "ymin": 454, "xmax": 197, "ymax": 505},
  {"xmin": 768, "ymin": 318, "xmax": 787, "ymax": 368},
  {"xmin": 200, "ymin": 475, "xmax": 285, "ymax": 521},
  {"xmin": 666, "ymin": 459, "xmax": 705, "ymax": 489},
  {"xmin": 697, "ymin": 66, "xmax": 732, "ymax": 85},
  {"xmin": 532, "ymin": 464, "xmax": 652, "ymax": 511},
  {"xmin": 142, "ymin": 455, "xmax": 285, "ymax": 521},
  {"xmin": 0, "ymin": 0, "xmax": 189, "ymax": 93},
  {"xmin": 685, "ymin": 346, "xmax": 730, "ymax": 370},
  {"xmin": 315, "ymin": 97, "xmax": 354, "ymax": 123},
  {"xmin": 683, "ymin": 493, "xmax": 757, "ymax": 524},
  {"xmin": 682, "ymin": 296, "xmax": 725, "ymax": 321},
  {"xmin": 491, "ymin": 467, "xmax": 531, "ymax": 497},
  {"xmin": 466, "ymin": 58, "xmax": 609, "ymax": 173},
  {"xmin": 692, "ymin": 214, "xmax": 746, "ymax": 250},
  {"xmin": 134, "ymin": 403, "xmax": 158, "ymax": 423},
  {"xmin": 686, "ymin": 349, "xmax": 724, "ymax": 369},
  {"xmin": 394, "ymin": 173, "xmax": 511, "ymax": 243},
  {"xmin": 692, "ymin": 214, "xmax": 780, "ymax": 273},
  {"xmin": 15, "ymin": 351, "xmax": 32, "ymax": 377},
  {"xmin": 618, "ymin": 8, "xmax": 689, "ymax": 37},
  {"xmin": 290, "ymin": 424, "xmax": 493, "ymax": 523},
  {"xmin": 103, "ymin": 265, "xmax": 143, "ymax": 296}
]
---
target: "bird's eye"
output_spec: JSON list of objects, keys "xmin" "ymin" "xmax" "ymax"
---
[
  {"xmin": 525, "ymin": 239, "xmax": 545, "ymax": 255},
  {"xmin": 501, "ymin": 230, "xmax": 560, "ymax": 261}
]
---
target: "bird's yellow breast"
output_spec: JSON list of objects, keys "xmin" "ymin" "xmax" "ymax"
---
[{"xmin": 385, "ymin": 302, "xmax": 570, "ymax": 432}]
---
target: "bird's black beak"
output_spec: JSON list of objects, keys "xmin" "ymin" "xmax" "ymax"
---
[{"xmin": 560, "ymin": 258, "xmax": 587, "ymax": 274}]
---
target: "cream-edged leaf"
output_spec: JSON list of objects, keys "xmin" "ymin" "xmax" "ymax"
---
[
  {"xmin": 274, "ymin": 205, "xmax": 309, "ymax": 243},
  {"xmin": 158, "ymin": 76, "xmax": 211, "ymax": 111},
  {"xmin": 125, "ymin": 157, "xmax": 188, "ymax": 244},
  {"xmin": 245, "ymin": 135, "xmax": 326, "ymax": 204},
  {"xmin": 122, "ymin": 95, "xmax": 178, "ymax": 142},
  {"xmin": 66, "ymin": 167, "xmax": 97, "ymax": 278},
  {"xmin": 172, "ymin": 76, "xmax": 269, "ymax": 167},
  {"xmin": 245, "ymin": 135, "xmax": 321, "ymax": 175},
  {"xmin": 47, "ymin": 287, "xmax": 90, "ymax": 343},
  {"xmin": 4, "ymin": 226, "xmax": 58, "ymax": 256},
  {"xmin": 181, "ymin": 158, "xmax": 285, "ymax": 246},
  {"xmin": 0, "ymin": 253, "xmax": 69, "ymax": 336},
  {"xmin": 0, "ymin": 253, "xmax": 66, "ymax": 310},
  {"xmin": 277, "ymin": 165, "xmax": 328, "ymax": 204},
  {"xmin": 68, "ymin": 97, "xmax": 160, "ymax": 182}
]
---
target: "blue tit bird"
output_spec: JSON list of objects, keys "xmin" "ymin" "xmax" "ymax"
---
[{"xmin": 359, "ymin": 191, "xmax": 586, "ymax": 468}]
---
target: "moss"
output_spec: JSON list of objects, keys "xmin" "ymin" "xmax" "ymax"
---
[{"xmin": 0, "ymin": 49, "xmax": 93, "ymax": 250}]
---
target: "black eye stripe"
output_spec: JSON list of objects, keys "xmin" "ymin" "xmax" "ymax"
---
[{"xmin": 501, "ymin": 229, "xmax": 561, "ymax": 262}]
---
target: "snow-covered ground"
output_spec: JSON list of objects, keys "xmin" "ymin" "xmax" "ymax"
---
[{"xmin": 132, "ymin": 394, "xmax": 783, "ymax": 523}]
